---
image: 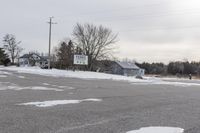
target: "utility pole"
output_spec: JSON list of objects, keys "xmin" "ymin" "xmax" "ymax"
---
[{"xmin": 47, "ymin": 16, "xmax": 57, "ymax": 69}]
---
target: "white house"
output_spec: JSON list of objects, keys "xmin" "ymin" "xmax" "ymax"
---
[{"xmin": 19, "ymin": 53, "xmax": 48, "ymax": 68}]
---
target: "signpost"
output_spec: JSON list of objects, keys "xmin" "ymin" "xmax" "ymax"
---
[{"xmin": 73, "ymin": 55, "xmax": 88, "ymax": 65}]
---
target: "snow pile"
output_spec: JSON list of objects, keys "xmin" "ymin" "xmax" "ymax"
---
[
  {"xmin": 18, "ymin": 98, "xmax": 102, "ymax": 107},
  {"xmin": 127, "ymin": 127, "xmax": 184, "ymax": 133}
]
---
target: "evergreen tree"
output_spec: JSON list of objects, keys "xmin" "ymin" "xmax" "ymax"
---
[
  {"xmin": 0, "ymin": 48, "xmax": 10, "ymax": 66},
  {"xmin": 56, "ymin": 40, "xmax": 74, "ymax": 69}
]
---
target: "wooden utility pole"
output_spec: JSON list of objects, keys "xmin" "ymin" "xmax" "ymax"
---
[{"xmin": 47, "ymin": 17, "xmax": 57, "ymax": 69}]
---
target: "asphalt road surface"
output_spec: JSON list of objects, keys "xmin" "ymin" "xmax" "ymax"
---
[{"xmin": 1, "ymin": 70, "xmax": 200, "ymax": 133}]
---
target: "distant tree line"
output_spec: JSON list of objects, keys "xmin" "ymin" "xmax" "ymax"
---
[
  {"xmin": 136, "ymin": 61, "xmax": 200, "ymax": 76},
  {"xmin": 136, "ymin": 62, "xmax": 166, "ymax": 75}
]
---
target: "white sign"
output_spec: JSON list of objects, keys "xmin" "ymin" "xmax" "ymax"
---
[{"xmin": 74, "ymin": 55, "xmax": 88, "ymax": 65}]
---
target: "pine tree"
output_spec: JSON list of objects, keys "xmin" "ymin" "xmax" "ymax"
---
[
  {"xmin": 0, "ymin": 48, "xmax": 10, "ymax": 66},
  {"xmin": 56, "ymin": 40, "xmax": 74, "ymax": 69}
]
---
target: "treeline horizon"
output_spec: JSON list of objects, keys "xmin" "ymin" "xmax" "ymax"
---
[{"xmin": 136, "ymin": 61, "xmax": 200, "ymax": 76}]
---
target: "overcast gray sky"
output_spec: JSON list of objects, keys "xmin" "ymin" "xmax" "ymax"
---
[{"xmin": 1, "ymin": 0, "xmax": 200, "ymax": 63}]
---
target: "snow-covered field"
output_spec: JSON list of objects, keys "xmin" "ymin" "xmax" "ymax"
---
[
  {"xmin": 0, "ymin": 66, "xmax": 200, "ymax": 87},
  {"xmin": 18, "ymin": 98, "xmax": 102, "ymax": 107},
  {"xmin": 126, "ymin": 127, "xmax": 184, "ymax": 133}
]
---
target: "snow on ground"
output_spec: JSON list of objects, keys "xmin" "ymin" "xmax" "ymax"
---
[
  {"xmin": 42, "ymin": 83, "xmax": 50, "ymax": 86},
  {"xmin": 42, "ymin": 83, "xmax": 75, "ymax": 89},
  {"xmin": 0, "ymin": 70, "xmax": 12, "ymax": 78},
  {"xmin": 132, "ymin": 80, "xmax": 200, "ymax": 87},
  {"xmin": 145, "ymin": 76, "xmax": 200, "ymax": 82},
  {"xmin": 1, "ymin": 66, "xmax": 200, "ymax": 87},
  {"xmin": 53, "ymin": 85, "xmax": 75, "ymax": 89},
  {"xmin": 7, "ymin": 86, "xmax": 63, "ymax": 91},
  {"xmin": 26, "ymin": 86, "xmax": 63, "ymax": 91},
  {"xmin": 126, "ymin": 127, "xmax": 184, "ymax": 133},
  {"xmin": 18, "ymin": 98, "xmax": 102, "ymax": 107},
  {"xmin": 17, "ymin": 75, "xmax": 25, "ymax": 79},
  {"xmin": 0, "ymin": 66, "xmax": 145, "ymax": 82},
  {"xmin": 0, "ymin": 82, "xmax": 63, "ymax": 91},
  {"xmin": 0, "ymin": 75, "xmax": 7, "ymax": 78},
  {"xmin": 0, "ymin": 70, "xmax": 12, "ymax": 75}
]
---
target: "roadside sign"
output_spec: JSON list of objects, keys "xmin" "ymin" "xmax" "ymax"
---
[{"xmin": 73, "ymin": 55, "xmax": 88, "ymax": 65}]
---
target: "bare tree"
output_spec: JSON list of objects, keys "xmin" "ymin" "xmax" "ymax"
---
[
  {"xmin": 3, "ymin": 34, "xmax": 23, "ymax": 64},
  {"xmin": 72, "ymin": 23, "xmax": 118, "ymax": 70}
]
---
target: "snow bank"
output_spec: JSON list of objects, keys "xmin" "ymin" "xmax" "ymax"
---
[
  {"xmin": 18, "ymin": 98, "xmax": 102, "ymax": 107},
  {"xmin": 0, "ymin": 66, "xmax": 144, "ymax": 82},
  {"xmin": 127, "ymin": 127, "xmax": 184, "ymax": 133},
  {"xmin": 1, "ymin": 66, "xmax": 200, "ymax": 87}
]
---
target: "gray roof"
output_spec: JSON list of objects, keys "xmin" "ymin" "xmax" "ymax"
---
[
  {"xmin": 41, "ymin": 56, "xmax": 49, "ymax": 59},
  {"xmin": 19, "ymin": 53, "xmax": 47, "ymax": 61},
  {"xmin": 116, "ymin": 61, "xmax": 140, "ymax": 69},
  {"xmin": 19, "ymin": 54, "xmax": 31, "ymax": 58}
]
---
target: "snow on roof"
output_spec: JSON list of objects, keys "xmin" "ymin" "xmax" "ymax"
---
[{"xmin": 116, "ymin": 61, "xmax": 140, "ymax": 69}]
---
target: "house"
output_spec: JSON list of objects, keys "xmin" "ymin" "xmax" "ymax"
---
[
  {"xmin": 19, "ymin": 53, "xmax": 48, "ymax": 68},
  {"xmin": 94, "ymin": 60, "xmax": 145, "ymax": 77},
  {"xmin": 111, "ymin": 61, "xmax": 145, "ymax": 77}
]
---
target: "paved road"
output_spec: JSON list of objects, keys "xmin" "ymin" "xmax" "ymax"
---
[{"xmin": 0, "ymin": 70, "xmax": 200, "ymax": 133}]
